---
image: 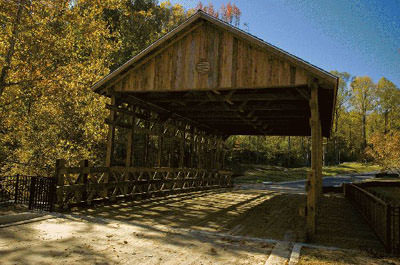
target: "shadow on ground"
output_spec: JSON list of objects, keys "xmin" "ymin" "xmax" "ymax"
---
[
  {"xmin": 0, "ymin": 189, "xmax": 387, "ymax": 264},
  {"xmin": 70, "ymin": 188, "xmax": 384, "ymax": 251}
]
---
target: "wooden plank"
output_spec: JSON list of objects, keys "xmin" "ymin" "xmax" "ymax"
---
[
  {"xmin": 307, "ymin": 79, "xmax": 322, "ymax": 241},
  {"xmin": 104, "ymin": 95, "xmax": 117, "ymax": 197},
  {"xmin": 219, "ymin": 31, "xmax": 233, "ymax": 88},
  {"xmin": 157, "ymin": 123, "xmax": 163, "ymax": 166},
  {"xmin": 197, "ymin": 14, "xmax": 337, "ymax": 87},
  {"xmin": 208, "ymin": 25, "xmax": 219, "ymax": 89},
  {"xmin": 185, "ymin": 31, "xmax": 195, "ymax": 90},
  {"xmin": 125, "ymin": 105, "xmax": 135, "ymax": 167},
  {"xmin": 104, "ymin": 21, "xmax": 204, "ymax": 92},
  {"xmin": 105, "ymin": 96, "xmax": 116, "ymax": 168},
  {"xmin": 146, "ymin": 58, "xmax": 155, "ymax": 91},
  {"xmin": 174, "ymin": 38, "xmax": 184, "ymax": 90}
]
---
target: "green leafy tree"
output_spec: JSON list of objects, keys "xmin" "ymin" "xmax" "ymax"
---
[
  {"xmin": 376, "ymin": 77, "xmax": 400, "ymax": 133},
  {"xmin": 350, "ymin": 76, "xmax": 376, "ymax": 150}
]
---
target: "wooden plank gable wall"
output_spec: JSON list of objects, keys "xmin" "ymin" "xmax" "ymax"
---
[{"xmin": 114, "ymin": 21, "xmax": 309, "ymax": 92}]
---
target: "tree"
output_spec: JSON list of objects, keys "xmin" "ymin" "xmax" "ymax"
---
[
  {"xmin": 376, "ymin": 77, "xmax": 400, "ymax": 134},
  {"xmin": 195, "ymin": 1, "xmax": 241, "ymax": 27},
  {"xmin": 350, "ymin": 76, "xmax": 375, "ymax": 150},
  {"xmin": 330, "ymin": 71, "xmax": 351, "ymax": 163},
  {"xmin": 0, "ymin": 0, "xmax": 204, "ymax": 176},
  {"xmin": 0, "ymin": 0, "xmax": 119, "ymax": 175},
  {"xmin": 367, "ymin": 131, "xmax": 400, "ymax": 173},
  {"xmin": 104, "ymin": 0, "xmax": 188, "ymax": 70}
]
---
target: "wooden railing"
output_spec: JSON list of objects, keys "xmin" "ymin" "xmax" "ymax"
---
[
  {"xmin": 344, "ymin": 183, "xmax": 400, "ymax": 253},
  {"xmin": 55, "ymin": 159, "xmax": 233, "ymax": 209}
]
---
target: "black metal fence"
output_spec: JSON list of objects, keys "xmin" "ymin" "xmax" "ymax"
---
[
  {"xmin": 344, "ymin": 182, "xmax": 400, "ymax": 254},
  {"xmin": 0, "ymin": 175, "xmax": 56, "ymax": 211}
]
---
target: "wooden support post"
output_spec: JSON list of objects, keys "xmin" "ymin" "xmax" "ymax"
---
[
  {"xmin": 105, "ymin": 95, "xmax": 117, "ymax": 197},
  {"xmin": 55, "ymin": 159, "xmax": 66, "ymax": 209},
  {"xmin": 190, "ymin": 126, "xmax": 195, "ymax": 168},
  {"xmin": 198, "ymin": 132, "xmax": 202, "ymax": 169},
  {"xmin": 157, "ymin": 122, "xmax": 163, "ymax": 167},
  {"xmin": 215, "ymin": 137, "xmax": 220, "ymax": 170},
  {"xmin": 144, "ymin": 113, "xmax": 150, "ymax": 167},
  {"xmin": 317, "ymin": 124, "xmax": 323, "ymax": 199},
  {"xmin": 179, "ymin": 125, "xmax": 184, "ymax": 168},
  {"xmin": 106, "ymin": 95, "xmax": 117, "ymax": 167},
  {"xmin": 126, "ymin": 105, "xmax": 135, "ymax": 167},
  {"xmin": 307, "ymin": 79, "xmax": 323, "ymax": 241}
]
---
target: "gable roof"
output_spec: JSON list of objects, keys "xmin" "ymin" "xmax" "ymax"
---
[{"xmin": 92, "ymin": 10, "xmax": 338, "ymax": 92}]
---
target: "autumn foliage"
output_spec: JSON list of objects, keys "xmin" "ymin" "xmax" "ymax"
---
[
  {"xmin": 367, "ymin": 132, "xmax": 400, "ymax": 173},
  {"xmin": 196, "ymin": 1, "xmax": 241, "ymax": 26},
  {"xmin": 0, "ymin": 0, "xmax": 399, "ymax": 176}
]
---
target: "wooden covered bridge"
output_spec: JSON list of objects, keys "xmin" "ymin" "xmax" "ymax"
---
[{"xmin": 57, "ymin": 11, "xmax": 338, "ymax": 240}]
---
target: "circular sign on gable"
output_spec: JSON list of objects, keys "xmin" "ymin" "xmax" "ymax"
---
[{"xmin": 196, "ymin": 59, "xmax": 210, "ymax": 74}]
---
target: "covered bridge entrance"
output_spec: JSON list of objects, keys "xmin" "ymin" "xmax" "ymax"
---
[{"xmin": 59, "ymin": 11, "xmax": 337, "ymax": 240}]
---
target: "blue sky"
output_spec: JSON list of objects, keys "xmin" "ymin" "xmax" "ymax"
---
[{"xmin": 170, "ymin": 0, "xmax": 400, "ymax": 86}]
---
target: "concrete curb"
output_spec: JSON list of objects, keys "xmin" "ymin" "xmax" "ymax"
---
[
  {"xmin": 0, "ymin": 213, "xmax": 54, "ymax": 228},
  {"xmin": 288, "ymin": 243, "xmax": 302, "ymax": 265}
]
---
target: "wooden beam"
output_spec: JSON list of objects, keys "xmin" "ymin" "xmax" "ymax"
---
[
  {"xmin": 106, "ymin": 96, "xmax": 117, "ymax": 168},
  {"xmin": 137, "ymin": 90, "xmax": 305, "ymax": 103},
  {"xmin": 115, "ymin": 93, "xmax": 222, "ymax": 135},
  {"xmin": 205, "ymin": 91, "xmax": 268, "ymax": 135},
  {"xmin": 306, "ymin": 79, "xmax": 322, "ymax": 241},
  {"xmin": 104, "ymin": 95, "xmax": 117, "ymax": 198},
  {"xmin": 125, "ymin": 105, "xmax": 135, "ymax": 167},
  {"xmin": 161, "ymin": 101, "xmax": 309, "ymax": 112},
  {"xmin": 192, "ymin": 116, "xmax": 309, "ymax": 121}
]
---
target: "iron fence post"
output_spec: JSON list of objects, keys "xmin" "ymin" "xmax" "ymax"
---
[
  {"xmin": 49, "ymin": 177, "xmax": 56, "ymax": 212},
  {"xmin": 28, "ymin": 177, "xmax": 36, "ymax": 210},
  {"xmin": 14, "ymin": 174, "xmax": 20, "ymax": 203}
]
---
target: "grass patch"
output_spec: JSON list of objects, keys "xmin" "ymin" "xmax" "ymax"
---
[{"xmin": 233, "ymin": 162, "xmax": 381, "ymax": 184}]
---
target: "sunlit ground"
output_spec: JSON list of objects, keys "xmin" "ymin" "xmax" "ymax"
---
[{"xmin": 234, "ymin": 162, "xmax": 381, "ymax": 183}]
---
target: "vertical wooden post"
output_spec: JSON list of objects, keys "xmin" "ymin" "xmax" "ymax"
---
[
  {"xmin": 191, "ymin": 127, "xmax": 196, "ymax": 168},
  {"xmin": 198, "ymin": 132, "xmax": 202, "ymax": 169},
  {"xmin": 106, "ymin": 95, "xmax": 116, "ymax": 167},
  {"xmin": 157, "ymin": 122, "xmax": 163, "ymax": 167},
  {"xmin": 307, "ymin": 79, "xmax": 322, "ymax": 241},
  {"xmin": 105, "ymin": 95, "xmax": 117, "ymax": 197},
  {"xmin": 126, "ymin": 105, "xmax": 135, "ymax": 167},
  {"xmin": 179, "ymin": 125, "xmax": 185, "ymax": 168},
  {"xmin": 144, "ymin": 112, "xmax": 150, "ymax": 167},
  {"xmin": 317, "ymin": 124, "xmax": 323, "ymax": 199},
  {"xmin": 215, "ymin": 137, "xmax": 220, "ymax": 170},
  {"xmin": 386, "ymin": 204, "xmax": 392, "ymax": 252},
  {"xmin": 55, "ymin": 159, "xmax": 66, "ymax": 209}
]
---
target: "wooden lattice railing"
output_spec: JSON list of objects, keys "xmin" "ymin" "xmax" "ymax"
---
[
  {"xmin": 55, "ymin": 159, "xmax": 233, "ymax": 209},
  {"xmin": 344, "ymin": 182, "xmax": 400, "ymax": 254}
]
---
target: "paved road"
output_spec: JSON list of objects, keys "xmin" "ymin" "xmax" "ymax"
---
[{"xmin": 261, "ymin": 173, "xmax": 377, "ymax": 194}]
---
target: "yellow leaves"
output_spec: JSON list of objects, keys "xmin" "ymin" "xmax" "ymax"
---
[
  {"xmin": 160, "ymin": 1, "xmax": 172, "ymax": 9},
  {"xmin": 367, "ymin": 131, "xmax": 400, "ymax": 170}
]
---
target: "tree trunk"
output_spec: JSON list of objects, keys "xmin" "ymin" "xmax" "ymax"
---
[
  {"xmin": 384, "ymin": 111, "xmax": 389, "ymax": 134},
  {"xmin": 362, "ymin": 113, "xmax": 367, "ymax": 150},
  {"xmin": 287, "ymin": 136, "xmax": 291, "ymax": 167},
  {"xmin": 0, "ymin": 0, "xmax": 24, "ymax": 98}
]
